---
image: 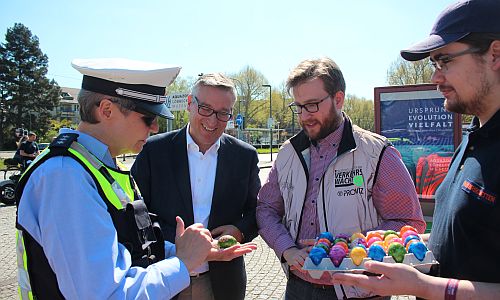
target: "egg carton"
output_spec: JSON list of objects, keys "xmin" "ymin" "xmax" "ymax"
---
[{"xmin": 302, "ymin": 251, "xmax": 438, "ymax": 279}]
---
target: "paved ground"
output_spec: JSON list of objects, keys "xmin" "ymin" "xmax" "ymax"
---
[{"xmin": 0, "ymin": 153, "xmax": 415, "ymax": 299}]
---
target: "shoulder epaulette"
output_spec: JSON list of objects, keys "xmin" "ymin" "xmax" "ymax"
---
[{"xmin": 49, "ymin": 133, "xmax": 79, "ymax": 150}]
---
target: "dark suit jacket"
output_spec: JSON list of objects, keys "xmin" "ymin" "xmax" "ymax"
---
[{"xmin": 131, "ymin": 127, "xmax": 261, "ymax": 300}]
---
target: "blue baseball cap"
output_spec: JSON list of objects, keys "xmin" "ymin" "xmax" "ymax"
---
[{"xmin": 401, "ymin": 0, "xmax": 500, "ymax": 61}]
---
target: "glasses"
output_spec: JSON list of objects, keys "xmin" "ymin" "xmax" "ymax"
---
[
  {"xmin": 102, "ymin": 100, "xmax": 157, "ymax": 127},
  {"xmin": 430, "ymin": 47, "xmax": 481, "ymax": 71},
  {"xmin": 133, "ymin": 107, "xmax": 158, "ymax": 127},
  {"xmin": 193, "ymin": 96, "xmax": 233, "ymax": 122},
  {"xmin": 288, "ymin": 94, "xmax": 330, "ymax": 114}
]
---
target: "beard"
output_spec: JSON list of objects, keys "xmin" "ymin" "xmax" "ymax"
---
[
  {"xmin": 301, "ymin": 105, "xmax": 342, "ymax": 142},
  {"xmin": 442, "ymin": 63, "xmax": 490, "ymax": 117}
]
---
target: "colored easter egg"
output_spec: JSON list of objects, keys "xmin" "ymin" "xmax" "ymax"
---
[
  {"xmin": 309, "ymin": 247, "xmax": 328, "ymax": 265},
  {"xmin": 367, "ymin": 236, "xmax": 383, "ymax": 247},
  {"xmin": 317, "ymin": 238, "xmax": 332, "ymax": 247},
  {"xmin": 334, "ymin": 241, "xmax": 349, "ymax": 253},
  {"xmin": 351, "ymin": 237, "xmax": 367, "ymax": 248},
  {"xmin": 350, "ymin": 232, "xmax": 366, "ymax": 242},
  {"xmin": 349, "ymin": 246, "xmax": 367, "ymax": 266},
  {"xmin": 399, "ymin": 225, "xmax": 418, "ymax": 238},
  {"xmin": 403, "ymin": 235, "xmax": 421, "ymax": 246},
  {"xmin": 315, "ymin": 242, "xmax": 330, "ymax": 253},
  {"xmin": 366, "ymin": 231, "xmax": 383, "ymax": 241},
  {"xmin": 383, "ymin": 230, "xmax": 399, "ymax": 239},
  {"xmin": 318, "ymin": 232, "xmax": 334, "ymax": 243},
  {"xmin": 329, "ymin": 246, "xmax": 347, "ymax": 267},
  {"xmin": 384, "ymin": 233, "xmax": 399, "ymax": 243},
  {"xmin": 335, "ymin": 233, "xmax": 350, "ymax": 241},
  {"xmin": 371, "ymin": 240, "xmax": 386, "ymax": 249},
  {"xmin": 368, "ymin": 244, "xmax": 387, "ymax": 262},
  {"xmin": 405, "ymin": 239, "xmax": 419, "ymax": 251},
  {"xmin": 401, "ymin": 230, "xmax": 419, "ymax": 242},
  {"xmin": 334, "ymin": 237, "xmax": 348, "ymax": 245},
  {"xmin": 388, "ymin": 242, "xmax": 406, "ymax": 263},
  {"xmin": 408, "ymin": 242, "xmax": 428, "ymax": 261}
]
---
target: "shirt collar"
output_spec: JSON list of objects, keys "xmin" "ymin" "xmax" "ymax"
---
[
  {"xmin": 468, "ymin": 109, "xmax": 500, "ymax": 137},
  {"xmin": 185, "ymin": 123, "xmax": 221, "ymax": 153},
  {"xmin": 60, "ymin": 128, "xmax": 115, "ymax": 167},
  {"xmin": 312, "ymin": 116, "xmax": 345, "ymax": 149}
]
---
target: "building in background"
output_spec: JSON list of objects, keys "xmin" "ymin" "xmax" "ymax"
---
[{"xmin": 52, "ymin": 87, "xmax": 80, "ymax": 124}]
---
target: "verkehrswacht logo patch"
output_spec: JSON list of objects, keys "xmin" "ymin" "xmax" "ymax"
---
[{"xmin": 334, "ymin": 167, "xmax": 365, "ymax": 197}]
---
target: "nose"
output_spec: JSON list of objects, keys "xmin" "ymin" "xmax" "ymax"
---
[
  {"xmin": 298, "ymin": 109, "xmax": 313, "ymax": 120},
  {"xmin": 431, "ymin": 68, "xmax": 444, "ymax": 84}
]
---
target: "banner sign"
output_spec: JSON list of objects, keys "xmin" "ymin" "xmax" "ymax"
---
[
  {"xmin": 375, "ymin": 86, "xmax": 460, "ymax": 201},
  {"xmin": 165, "ymin": 93, "xmax": 189, "ymax": 111}
]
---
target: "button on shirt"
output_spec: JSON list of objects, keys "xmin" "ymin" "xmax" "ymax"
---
[{"xmin": 186, "ymin": 124, "xmax": 220, "ymax": 275}]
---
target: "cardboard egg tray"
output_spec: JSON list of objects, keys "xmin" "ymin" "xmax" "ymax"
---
[{"xmin": 302, "ymin": 251, "xmax": 438, "ymax": 278}]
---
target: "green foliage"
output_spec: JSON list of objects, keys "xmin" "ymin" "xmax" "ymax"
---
[
  {"xmin": 386, "ymin": 57, "xmax": 433, "ymax": 85},
  {"xmin": 343, "ymin": 94, "xmax": 374, "ymax": 131},
  {"xmin": 231, "ymin": 66, "xmax": 268, "ymax": 129},
  {"xmin": 256, "ymin": 147, "xmax": 280, "ymax": 154},
  {"xmin": 0, "ymin": 23, "xmax": 61, "ymax": 149},
  {"xmin": 44, "ymin": 119, "xmax": 77, "ymax": 142}
]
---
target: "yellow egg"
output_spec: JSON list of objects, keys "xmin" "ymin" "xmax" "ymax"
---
[
  {"xmin": 350, "ymin": 232, "xmax": 366, "ymax": 242},
  {"xmin": 349, "ymin": 247, "xmax": 367, "ymax": 266}
]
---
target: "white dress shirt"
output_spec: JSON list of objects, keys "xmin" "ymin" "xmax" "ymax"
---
[{"xmin": 186, "ymin": 124, "xmax": 220, "ymax": 275}]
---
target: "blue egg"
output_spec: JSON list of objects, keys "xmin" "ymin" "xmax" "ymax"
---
[
  {"xmin": 368, "ymin": 244, "xmax": 386, "ymax": 262},
  {"xmin": 318, "ymin": 232, "xmax": 334, "ymax": 243},
  {"xmin": 309, "ymin": 247, "xmax": 328, "ymax": 265},
  {"xmin": 408, "ymin": 242, "xmax": 428, "ymax": 261},
  {"xmin": 403, "ymin": 235, "xmax": 421, "ymax": 246}
]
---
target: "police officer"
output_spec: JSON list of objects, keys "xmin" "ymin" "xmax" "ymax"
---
[
  {"xmin": 332, "ymin": 0, "xmax": 500, "ymax": 298},
  {"xmin": 16, "ymin": 58, "xmax": 256, "ymax": 299}
]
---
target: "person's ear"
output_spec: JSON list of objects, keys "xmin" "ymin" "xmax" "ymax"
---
[
  {"xmin": 187, "ymin": 94, "xmax": 194, "ymax": 112},
  {"xmin": 96, "ymin": 99, "xmax": 115, "ymax": 120},
  {"xmin": 490, "ymin": 40, "xmax": 500, "ymax": 71},
  {"xmin": 333, "ymin": 91, "xmax": 345, "ymax": 110}
]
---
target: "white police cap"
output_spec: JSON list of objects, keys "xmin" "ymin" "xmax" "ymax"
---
[{"xmin": 71, "ymin": 58, "xmax": 181, "ymax": 119}]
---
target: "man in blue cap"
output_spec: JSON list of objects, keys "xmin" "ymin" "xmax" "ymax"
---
[
  {"xmin": 332, "ymin": 0, "xmax": 500, "ymax": 298},
  {"xmin": 15, "ymin": 58, "xmax": 256, "ymax": 299}
]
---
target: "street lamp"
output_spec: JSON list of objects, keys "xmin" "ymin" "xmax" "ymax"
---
[{"xmin": 262, "ymin": 84, "xmax": 273, "ymax": 161}]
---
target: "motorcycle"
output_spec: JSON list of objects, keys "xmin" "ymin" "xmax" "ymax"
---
[
  {"xmin": 0, "ymin": 158, "xmax": 25, "ymax": 205},
  {"xmin": 0, "ymin": 174, "xmax": 19, "ymax": 205}
]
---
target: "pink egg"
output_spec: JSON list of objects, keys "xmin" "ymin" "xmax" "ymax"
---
[
  {"xmin": 401, "ymin": 230, "xmax": 419, "ymax": 241},
  {"xmin": 367, "ymin": 236, "xmax": 383, "ymax": 247}
]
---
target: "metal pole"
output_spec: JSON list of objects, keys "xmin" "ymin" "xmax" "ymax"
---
[{"xmin": 263, "ymin": 84, "xmax": 272, "ymax": 161}]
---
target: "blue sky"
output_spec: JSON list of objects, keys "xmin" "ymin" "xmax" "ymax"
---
[{"xmin": 1, "ymin": 0, "xmax": 454, "ymax": 99}]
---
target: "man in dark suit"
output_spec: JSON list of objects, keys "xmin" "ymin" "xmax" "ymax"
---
[{"xmin": 132, "ymin": 73, "xmax": 261, "ymax": 300}]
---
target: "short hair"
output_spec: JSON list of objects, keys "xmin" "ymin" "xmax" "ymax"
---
[
  {"xmin": 77, "ymin": 89, "xmax": 136, "ymax": 124},
  {"xmin": 28, "ymin": 132, "xmax": 36, "ymax": 137},
  {"xmin": 286, "ymin": 57, "xmax": 346, "ymax": 96},
  {"xmin": 191, "ymin": 73, "xmax": 237, "ymax": 102},
  {"xmin": 459, "ymin": 32, "xmax": 500, "ymax": 55}
]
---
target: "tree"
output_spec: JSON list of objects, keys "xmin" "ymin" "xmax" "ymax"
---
[
  {"xmin": 343, "ymin": 94, "xmax": 374, "ymax": 131},
  {"xmin": 0, "ymin": 23, "xmax": 60, "ymax": 149},
  {"xmin": 44, "ymin": 118, "xmax": 77, "ymax": 141},
  {"xmin": 386, "ymin": 57, "xmax": 433, "ymax": 85},
  {"xmin": 231, "ymin": 66, "xmax": 268, "ymax": 128}
]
